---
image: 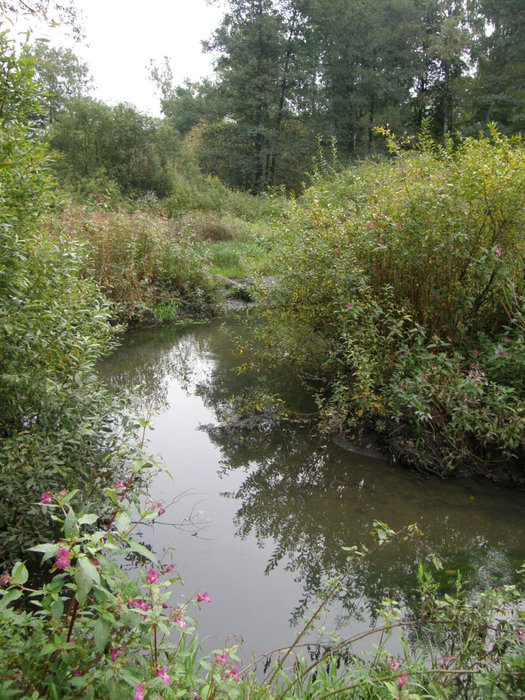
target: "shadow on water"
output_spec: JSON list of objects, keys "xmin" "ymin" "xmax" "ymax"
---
[{"xmin": 99, "ymin": 315, "xmax": 525, "ymax": 658}]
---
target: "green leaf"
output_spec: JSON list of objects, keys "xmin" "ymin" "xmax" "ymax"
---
[
  {"xmin": 77, "ymin": 513, "xmax": 98, "ymax": 526},
  {"xmin": 41, "ymin": 643, "xmax": 58, "ymax": 655},
  {"xmin": 64, "ymin": 507, "xmax": 78, "ymax": 536},
  {"xmin": 125, "ymin": 539, "xmax": 157, "ymax": 565},
  {"xmin": 0, "ymin": 589, "xmax": 23, "ymax": 607},
  {"xmin": 75, "ymin": 563, "xmax": 93, "ymax": 606},
  {"xmin": 11, "ymin": 561, "xmax": 28, "ymax": 585},
  {"xmin": 29, "ymin": 543, "xmax": 59, "ymax": 563},
  {"xmin": 93, "ymin": 617, "xmax": 109, "ymax": 653},
  {"xmin": 78, "ymin": 555, "xmax": 100, "ymax": 584},
  {"xmin": 62, "ymin": 489, "xmax": 79, "ymax": 505},
  {"xmin": 115, "ymin": 511, "xmax": 131, "ymax": 533},
  {"xmin": 50, "ymin": 598, "xmax": 64, "ymax": 621},
  {"xmin": 28, "ymin": 543, "xmax": 58, "ymax": 554}
]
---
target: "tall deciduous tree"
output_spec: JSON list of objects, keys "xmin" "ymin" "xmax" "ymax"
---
[
  {"xmin": 299, "ymin": 0, "xmax": 421, "ymax": 157},
  {"xmin": 411, "ymin": 0, "xmax": 473, "ymax": 143},
  {"xmin": 203, "ymin": 0, "xmax": 313, "ymax": 192},
  {"xmin": 23, "ymin": 41, "xmax": 92, "ymax": 125},
  {"xmin": 471, "ymin": 0, "xmax": 525, "ymax": 134}
]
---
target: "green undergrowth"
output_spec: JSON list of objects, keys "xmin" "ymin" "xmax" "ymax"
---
[{"xmin": 247, "ymin": 128, "xmax": 525, "ymax": 479}]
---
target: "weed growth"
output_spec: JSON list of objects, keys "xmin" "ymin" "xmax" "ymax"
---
[{"xmin": 249, "ymin": 129, "xmax": 525, "ymax": 477}]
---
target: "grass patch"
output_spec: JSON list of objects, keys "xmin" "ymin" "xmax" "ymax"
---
[{"xmin": 209, "ymin": 238, "xmax": 273, "ymax": 278}]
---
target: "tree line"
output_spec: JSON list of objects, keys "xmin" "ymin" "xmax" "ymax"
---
[{"xmin": 25, "ymin": 0, "xmax": 525, "ymax": 197}]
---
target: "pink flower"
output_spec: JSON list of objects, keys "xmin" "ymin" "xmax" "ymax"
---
[
  {"xmin": 388, "ymin": 658, "xmax": 401, "ymax": 671},
  {"xmin": 518, "ymin": 629, "xmax": 523, "ymax": 642},
  {"xmin": 174, "ymin": 614, "xmax": 186, "ymax": 628},
  {"xmin": 157, "ymin": 507, "xmax": 165, "ymax": 516},
  {"xmin": 145, "ymin": 568, "xmax": 159, "ymax": 584},
  {"xmin": 111, "ymin": 648, "xmax": 120, "ymax": 661},
  {"xmin": 40, "ymin": 490, "xmax": 52, "ymax": 504},
  {"xmin": 115, "ymin": 480, "xmax": 124, "ymax": 489},
  {"xmin": 215, "ymin": 652, "xmax": 227, "ymax": 665},
  {"xmin": 397, "ymin": 672, "xmax": 408, "ymax": 686},
  {"xmin": 156, "ymin": 665, "xmax": 171, "ymax": 685},
  {"xmin": 495, "ymin": 247, "xmax": 501, "ymax": 257},
  {"xmin": 165, "ymin": 563, "xmax": 175, "ymax": 573},
  {"xmin": 347, "ymin": 303, "xmax": 351, "ymax": 309},
  {"xmin": 197, "ymin": 590, "xmax": 210, "ymax": 603},
  {"xmin": 59, "ymin": 489, "xmax": 67, "ymax": 497},
  {"xmin": 133, "ymin": 684, "xmax": 144, "ymax": 700},
  {"xmin": 55, "ymin": 547, "xmax": 71, "ymax": 569},
  {"xmin": 226, "ymin": 666, "xmax": 240, "ymax": 681},
  {"xmin": 72, "ymin": 668, "xmax": 80, "ymax": 676}
]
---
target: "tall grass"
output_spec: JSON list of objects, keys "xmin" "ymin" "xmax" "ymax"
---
[{"xmin": 49, "ymin": 203, "xmax": 221, "ymax": 323}]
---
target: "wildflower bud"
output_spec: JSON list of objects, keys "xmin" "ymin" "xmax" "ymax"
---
[{"xmin": 0, "ymin": 572, "xmax": 12, "ymax": 587}]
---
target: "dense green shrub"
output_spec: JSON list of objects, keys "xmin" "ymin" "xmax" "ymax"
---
[
  {"xmin": 252, "ymin": 129, "xmax": 525, "ymax": 477},
  {"xmin": 0, "ymin": 27, "xmax": 146, "ymax": 567},
  {"xmin": 49, "ymin": 98, "xmax": 175, "ymax": 199}
]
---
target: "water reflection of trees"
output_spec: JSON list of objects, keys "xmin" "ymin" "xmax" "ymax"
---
[
  {"xmin": 102, "ymin": 318, "xmax": 525, "ymax": 626},
  {"xmin": 206, "ymin": 418, "xmax": 525, "ymax": 624},
  {"xmin": 98, "ymin": 322, "xmax": 219, "ymax": 409},
  {"xmin": 192, "ymin": 321, "xmax": 525, "ymax": 624}
]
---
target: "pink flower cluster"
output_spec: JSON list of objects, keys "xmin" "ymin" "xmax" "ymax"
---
[
  {"xmin": 196, "ymin": 590, "xmax": 210, "ymax": 603},
  {"xmin": 226, "ymin": 666, "xmax": 240, "ymax": 681},
  {"xmin": 128, "ymin": 597, "xmax": 149, "ymax": 612},
  {"xmin": 55, "ymin": 547, "xmax": 71, "ymax": 569},
  {"xmin": 397, "ymin": 672, "xmax": 408, "ymax": 686},
  {"xmin": 40, "ymin": 488, "xmax": 67, "ymax": 504},
  {"xmin": 145, "ymin": 568, "xmax": 159, "ymax": 584},
  {"xmin": 133, "ymin": 684, "xmax": 144, "ymax": 700},
  {"xmin": 214, "ymin": 651, "xmax": 239, "ymax": 682},
  {"xmin": 156, "ymin": 665, "xmax": 171, "ymax": 685}
]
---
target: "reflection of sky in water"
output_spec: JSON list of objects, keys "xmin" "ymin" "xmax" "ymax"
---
[{"xmin": 99, "ymin": 318, "xmax": 525, "ymax": 663}]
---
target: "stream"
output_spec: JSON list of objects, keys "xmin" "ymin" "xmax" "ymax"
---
[{"xmin": 98, "ymin": 314, "xmax": 525, "ymax": 665}]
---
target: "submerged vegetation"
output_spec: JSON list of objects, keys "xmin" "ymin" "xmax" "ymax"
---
[{"xmin": 1, "ymin": 0, "xmax": 524, "ymax": 696}]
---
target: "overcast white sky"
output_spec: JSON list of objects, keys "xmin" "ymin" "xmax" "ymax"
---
[{"xmin": 31, "ymin": 0, "xmax": 226, "ymax": 116}]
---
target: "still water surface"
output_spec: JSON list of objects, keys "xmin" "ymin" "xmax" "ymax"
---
[{"xmin": 99, "ymin": 316, "xmax": 525, "ymax": 664}]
